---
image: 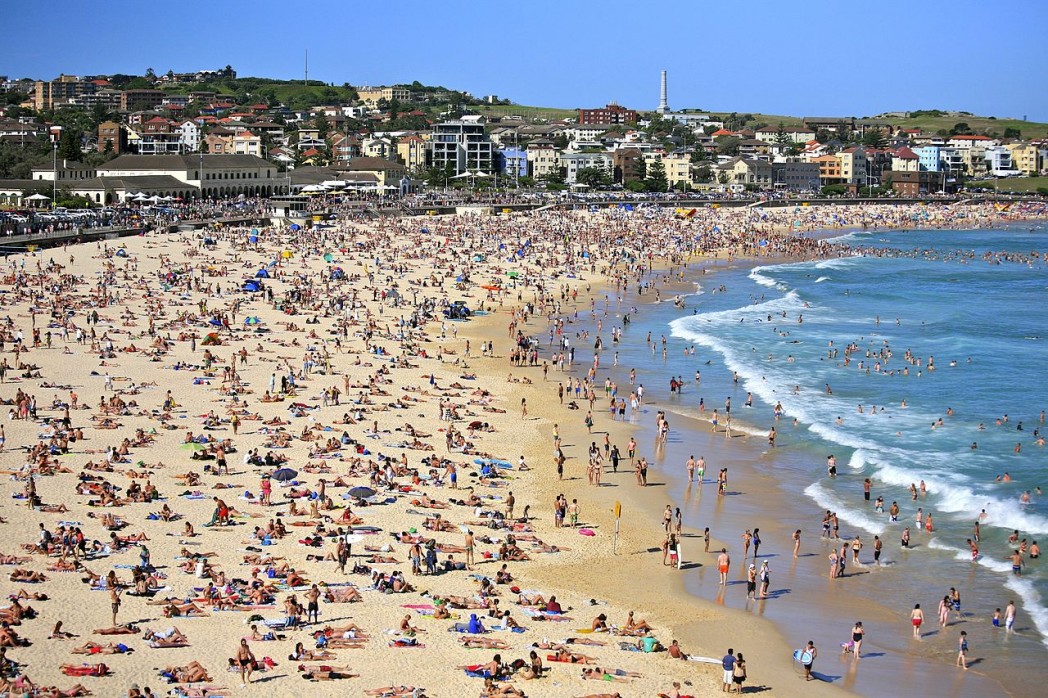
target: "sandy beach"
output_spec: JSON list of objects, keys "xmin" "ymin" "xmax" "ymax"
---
[{"xmin": 0, "ymin": 201, "xmax": 1043, "ymax": 698}]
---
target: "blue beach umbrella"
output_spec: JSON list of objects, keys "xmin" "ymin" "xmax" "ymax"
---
[{"xmin": 272, "ymin": 467, "xmax": 297, "ymax": 482}]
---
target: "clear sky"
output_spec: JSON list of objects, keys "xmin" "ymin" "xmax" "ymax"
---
[{"xmin": 6, "ymin": 0, "xmax": 1048, "ymax": 121}]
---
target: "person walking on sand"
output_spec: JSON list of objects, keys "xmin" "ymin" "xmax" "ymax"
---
[
  {"xmin": 957, "ymin": 630, "xmax": 969, "ymax": 669},
  {"xmin": 236, "ymin": 638, "xmax": 256, "ymax": 685},
  {"xmin": 717, "ymin": 548, "xmax": 730, "ymax": 585},
  {"xmin": 911, "ymin": 603, "xmax": 924, "ymax": 639},
  {"xmin": 109, "ymin": 585, "xmax": 121, "ymax": 627},
  {"xmin": 464, "ymin": 529, "xmax": 475, "ymax": 567},
  {"xmin": 801, "ymin": 640, "xmax": 817, "ymax": 681},
  {"xmin": 850, "ymin": 621, "xmax": 865, "ymax": 658}
]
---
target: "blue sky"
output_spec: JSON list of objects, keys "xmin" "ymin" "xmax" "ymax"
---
[{"xmin": 6, "ymin": 0, "xmax": 1047, "ymax": 121}]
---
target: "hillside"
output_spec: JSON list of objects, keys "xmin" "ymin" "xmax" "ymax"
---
[{"xmin": 478, "ymin": 103, "xmax": 1048, "ymax": 139}]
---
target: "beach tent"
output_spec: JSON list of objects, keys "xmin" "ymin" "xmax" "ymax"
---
[
  {"xmin": 289, "ymin": 224, "xmax": 301, "ymax": 232},
  {"xmin": 329, "ymin": 267, "xmax": 345, "ymax": 280},
  {"xmin": 202, "ymin": 332, "xmax": 222, "ymax": 346},
  {"xmin": 385, "ymin": 288, "xmax": 401, "ymax": 300},
  {"xmin": 254, "ymin": 268, "xmax": 270, "ymax": 278},
  {"xmin": 244, "ymin": 316, "xmax": 262, "ymax": 325},
  {"xmin": 242, "ymin": 280, "xmax": 261, "ymax": 292}
]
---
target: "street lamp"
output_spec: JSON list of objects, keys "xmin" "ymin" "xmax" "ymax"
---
[{"xmin": 52, "ymin": 141, "xmax": 58, "ymax": 209}]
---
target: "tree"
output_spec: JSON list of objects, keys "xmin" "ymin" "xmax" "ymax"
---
[
  {"xmin": 862, "ymin": 128, "xmax": 887, "ymax": 149},
  {"xmin": 716, "ymin": 136, "xmax": 740, "ymax": 156},
  {"xmin": 90, "ymin": 103, "xmax": 112, "ymax": 128},
  {"xmin": 57, "ymin": 128, "xmax": 82, "ymax": 161},
  {"xmin": 690, "ymin": 148, "xmax": 708, "ymax": 165},
  {"xmin": 553, "ymin": 133, "xmax": 569, "ymax": 150},
  {"xmin": 540, "ymin": 167, "xmax": 566, "ymax": 186},
  {"xmin": 313, "ymin": 115, "xmax": 329, "ymax": 141},
  {"xmin": 576, "ymin": 166, "xmax": 612, "ymax": 188},
  {"xmin": 1003, "ymin": 127, "xmax": 1022, "ymax": 139},
  {"xmin": 950, "ymin": 122, "xmax": 971, "ymax": 135},
  {"xmin": 646, "ymin": 159, "xmax": 668, "ymax": 192},
  {"xmin": 775, "ymin": 122, "xmax": 791, "ymax": 146},
  {"xmin": 145, "ymin": 67, "xmax": 156, "ymax": 81},
  {"xmin": 694, "ymin": 165, "xmax": 713, "ymax": 183},
  {"xmin": 626, "ymin": 156, "xmax": 643, "ymax": 183}
]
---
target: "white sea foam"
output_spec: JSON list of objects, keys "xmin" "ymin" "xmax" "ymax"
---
[
  {"xmin": 1004, "ymin": 576, "xmax": 1048, "ymax": 650},
  {"xmin": 804, "ymin": 482, "xmax": 887, "ymax": 535},
  {"xmin": 748, "ymin": 267, "xmax": 785, "ymax": 290},
  {"xmin": 815, "ymin": 276, "xmax": 831, "ymax": 283},
  {"xmin": 847, "ymin": 449, "xmax": 869, "ymax": 470},
  {"xmin": 814, "ymin": 257, "xmax": 857, "ymax": 271}
]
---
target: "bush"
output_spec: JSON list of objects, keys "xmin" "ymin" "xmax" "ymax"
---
[
  {"xmin": 1037, "ymin": 187, "xmax": 1048, "ymax": 196},
  {"xmin": 821, "ymin": 185, "xmax": 847, "ymax": 196}
]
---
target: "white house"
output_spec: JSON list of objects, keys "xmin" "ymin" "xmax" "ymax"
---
[{"xmin": 179, "ymin": 120, "xmax": 201, "ymax": 152}]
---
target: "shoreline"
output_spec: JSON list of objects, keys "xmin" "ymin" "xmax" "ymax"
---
[{"xmin": 476, "ymin": 247, "xmax": 1013, "ymax": 698}]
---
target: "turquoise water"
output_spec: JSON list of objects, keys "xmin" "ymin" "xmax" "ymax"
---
[{"xmin": 657, "ymin": 223, "xmax": 1048, "ymax": 648}]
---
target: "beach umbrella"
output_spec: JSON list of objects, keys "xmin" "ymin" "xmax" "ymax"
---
[
  {"xmin": 271, "ymin": 467, "xmax": 298, "ymax": 482},
  {"xmin": 323, "ymin": 252, "xmax": 334, "ymax": 262},
  {"xmin": 348, "ymin": 486, "xmax": 376, "ymax": 500},
  {"xmin": 180, "ymin": 442, "xmax": 206, "ymax": 451},
  {"xmin": 289, "ymin": 224, "xmax": 301, "ymax": 232}
]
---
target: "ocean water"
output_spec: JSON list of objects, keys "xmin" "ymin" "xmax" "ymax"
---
[{"xmin": 657, "ymin": 223, "xmax": 1048, "ymax": 649}]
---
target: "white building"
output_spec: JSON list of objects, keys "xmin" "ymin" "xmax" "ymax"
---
[
  {"xmin": 560, "ymin": 152, "xmax": 613, "ymax": 184},
  {"xmin": 179, "ymin": 121, "xmax": 201, "ymax": 152}
]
